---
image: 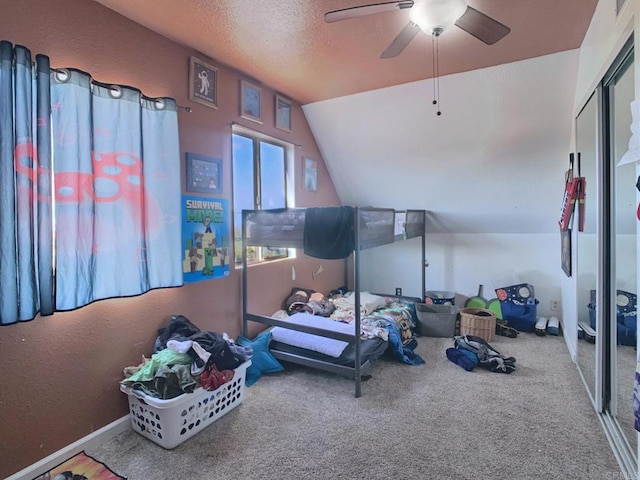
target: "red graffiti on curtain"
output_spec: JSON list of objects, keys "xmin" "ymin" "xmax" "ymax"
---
[
  {"xmin": 15, "ymin": 140, "xmax": 143, "ymax": 204},
  {"xmin": 14, "ymin": 140, "xmax": 166, "ymax": 250}
]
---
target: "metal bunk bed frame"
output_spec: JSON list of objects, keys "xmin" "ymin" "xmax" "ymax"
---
[{"xmin": 241, "ymin": 206, "xmax": 426, "ymax": 397}]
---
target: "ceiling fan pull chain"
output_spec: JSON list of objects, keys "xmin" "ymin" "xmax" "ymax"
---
[
  {"xmin": 431, "ymin": 33, "xmax": 437, "ymax": 107},
  {"xmin": 431, "ymin": 28, "xmax": 442, "ymax": 116},
  {"xmin": 435, "ymin": 32, "xmax": 441, "ymax": 116}
]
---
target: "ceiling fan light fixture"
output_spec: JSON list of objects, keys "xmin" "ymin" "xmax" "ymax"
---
[{"xmin": 409, "ymin": 0, "xmax": 467, "ymax": 34}]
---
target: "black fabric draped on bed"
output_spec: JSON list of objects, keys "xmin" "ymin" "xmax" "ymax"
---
[{"xmin": 303, "ymin": 206, "xmax": 354, "ymax": 259}]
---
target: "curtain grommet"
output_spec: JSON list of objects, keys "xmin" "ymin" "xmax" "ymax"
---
[
  {"xmin": 109, "ymin": 85, "xmax": 123, "ymax": 99},
  {"xmin": 54, "ymin": 68, "xmax": 70, "ymax": 83}
]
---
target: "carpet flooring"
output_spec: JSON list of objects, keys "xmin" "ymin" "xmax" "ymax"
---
[{"xmin": 88, "ymin": 333, "xmax": 623, "ymax": 479}]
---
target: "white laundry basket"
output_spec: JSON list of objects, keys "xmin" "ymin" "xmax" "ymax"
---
[{"xmin": 120, "ymin": 360, "xmax": 250, "ymax": 449}]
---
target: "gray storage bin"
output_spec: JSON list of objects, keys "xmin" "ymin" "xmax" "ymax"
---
[{"xmin": 415, "ymin": 304, "xmax": 459, "ymax": 337}]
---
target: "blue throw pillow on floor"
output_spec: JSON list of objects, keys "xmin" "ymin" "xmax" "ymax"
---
[{"xmin": 237, "ymin": 331, "xmax": 284, "ymax": 386}]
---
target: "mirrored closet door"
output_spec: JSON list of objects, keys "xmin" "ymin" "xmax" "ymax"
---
[
  {"xmin": 607, "ymin": 42, "xmax": 636, "ymax": 462},
  {"xmin": 575, "ymin": 35, "xmax": 637, "ymax": 477}
]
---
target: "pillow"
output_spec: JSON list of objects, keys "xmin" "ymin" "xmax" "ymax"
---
[{"xmin": 237, "ymin": 331, "xmax": 284, "ymax": 386}]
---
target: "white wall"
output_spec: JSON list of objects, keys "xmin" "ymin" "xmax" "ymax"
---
[
  {"xmin": 303, "ymin": 49, "xmax": 581, "ymax": 329},
  {"xmin": 359, "ymin": 232, "xmax": 562, "ymax": 317}
]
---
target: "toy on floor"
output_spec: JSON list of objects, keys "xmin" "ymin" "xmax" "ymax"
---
[{"xmin": 495, "ymin": 283, "xmax": 539, "ymax": 333}]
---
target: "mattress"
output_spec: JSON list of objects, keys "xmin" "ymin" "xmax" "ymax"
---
[{"xmin": 269, "ymin": 336, "xmax": 388, "ymax": 367}]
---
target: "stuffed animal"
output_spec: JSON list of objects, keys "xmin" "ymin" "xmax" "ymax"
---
[
  {"xmin": 307, "ymin": 292, "xmax": 335, "ymax": 317},
  {"xmin": 284, "ymin": 289, "xmax": 336, "ymax": 316},
  {"xmin": 285, "ymin": 290, "xmax": 313, "ymax": 315}
]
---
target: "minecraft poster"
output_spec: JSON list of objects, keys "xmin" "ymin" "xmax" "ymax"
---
[{"xmin": 182, "ymin": 195, "xmax": 230, "ymax": 283}]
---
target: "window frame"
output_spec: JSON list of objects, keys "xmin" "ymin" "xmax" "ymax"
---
[{"xmin": 231, "ymin": 125, "xmax": 295, "ymax": 267}]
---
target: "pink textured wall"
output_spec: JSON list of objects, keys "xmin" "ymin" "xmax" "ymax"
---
[{"xmin": 0, "ymin": 1, "xmax": 342, "ymax": 477}]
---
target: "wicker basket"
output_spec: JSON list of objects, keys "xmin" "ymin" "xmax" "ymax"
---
[{"xmin": 460, "ymin": 307, "xmax": 496, "ymax": 342}]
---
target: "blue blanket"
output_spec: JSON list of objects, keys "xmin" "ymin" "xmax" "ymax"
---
[{"xmin": 384, "ymin": 321, "xmax": 425, "ymax": 365}]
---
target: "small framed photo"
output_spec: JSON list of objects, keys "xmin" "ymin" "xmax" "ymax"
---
[
  {"xmin": 189, "ymin": 56, "xmax": 218, "ymax": 109},
  {"xmin": 303, "ymin": 158, "xmax": 317, "ymax": 192},
  {"xmin": 275, "ymin": 94, "xmax": 292, "ymax": 132},
  {"xmin": 561, "ymin": 228, "xmax": 571, "ymax": 277},
  {"xmin": 240, "ymin": 79, "xmax": 262, "ymax": 123},
  {"xmin": 186, "ymin": 153, "xmax": 222, "ymax": 194}
]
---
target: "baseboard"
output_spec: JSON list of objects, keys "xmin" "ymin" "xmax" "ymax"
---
[
  {"xmin": 599, "ymin": 412, "xmax": 637, "ymax": 479},
  {"xmin": 6, "ymin": 415, "xmax": 131, "ymax": 480},
  {"xmin": 563, "ymin": 328, "xmax": 577, "ymax": 362}
]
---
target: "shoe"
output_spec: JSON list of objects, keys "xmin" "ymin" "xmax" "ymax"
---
[
  {"xmin": 496, "ymin": 324, "xmax": 518, "ymax": 338},
  {"xmin": 535, "ymin": 317, "xmax": 548, "ymax": 336},
  {"xmin": 547, "ymin": 316, "xmax": 560, "ymax": 335}
]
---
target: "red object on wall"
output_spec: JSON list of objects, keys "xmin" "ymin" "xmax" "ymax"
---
[
  {"xmin": 559, "ymin": 153, "xmax": 586, "ymax": 232},
  {"xmin": 560, "ymin": 154, "xmax": 579, "ymax": 231}
]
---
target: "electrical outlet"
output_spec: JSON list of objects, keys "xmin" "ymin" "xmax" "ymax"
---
[
  {"xmin": 550, "ymin": 299, "xmax": 560, "ymax": 312},
  {"xmin": 395, "ymin": 287, "xmax": 402, "ymax": 296}
]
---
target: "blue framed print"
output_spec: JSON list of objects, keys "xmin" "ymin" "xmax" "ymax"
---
[
  {"xmin": 186, "ymin": 152, "xmax": 222, "ymax": 194},
  {"xmin": 240, "ymin": 79, "xmax": 262, "ymax": 123}
]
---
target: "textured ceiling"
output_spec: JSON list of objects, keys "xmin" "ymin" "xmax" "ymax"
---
[{"xmin": 93, "ymin": 0, "xmax": 598, "ymax": 104}]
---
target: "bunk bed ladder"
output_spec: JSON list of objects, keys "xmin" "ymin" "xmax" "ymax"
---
[
  {"xmin": 422, "ymin": 219, "xmax": 426, "ymax": 303},
  {"xmin": 353, "ymin": 206, "xmax": 362, "ymax": 398},
  {"xmin": 241, "ymin": 209, "xmax": 249, "ymax": 338}
]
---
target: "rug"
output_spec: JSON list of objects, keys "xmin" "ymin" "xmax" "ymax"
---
[{"xmin": 32, "ymin": 451, "xmax": 126, "ymax": 480}]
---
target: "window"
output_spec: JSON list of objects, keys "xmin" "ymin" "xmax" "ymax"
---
[{"xmin": 232, "ymin": 126, "xmax": 294, "ymax": 265}]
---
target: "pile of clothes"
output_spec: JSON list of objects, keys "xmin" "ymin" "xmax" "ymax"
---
[
  {"xmin": 445, "ymin": 335, "xmax": 516, "ymax": 374},
  {"xmin": 121, "ymin": 315, "xmax": 253, "ymax": 399}
]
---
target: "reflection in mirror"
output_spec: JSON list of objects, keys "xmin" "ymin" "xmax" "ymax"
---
[
  {"xmin": 576, "ymin": 91, "xmax": 598, "ymax": 403},
  {"xmin": 611, "ymin": 54, "xmax": 636, "ymax": 455}
]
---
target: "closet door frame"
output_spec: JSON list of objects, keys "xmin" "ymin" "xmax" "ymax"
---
[{"xmin": 593, "ymin": 33, "xmax": 637, "ymax": 478}]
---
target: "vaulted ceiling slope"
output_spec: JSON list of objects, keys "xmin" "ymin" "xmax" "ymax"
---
[
  {"xmin": 94, "ymin": 0, "xmax": 597, "ymax": 104},
  {"xmin": 303, "ymin": 49, "xmax": 580, "ymax": 234}
]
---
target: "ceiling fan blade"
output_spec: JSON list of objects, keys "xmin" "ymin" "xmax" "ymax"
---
[
  {"xmin": 325, "ymin": 0, "xmax": 414, "ymax": 23},
  {"xmin": 381, "ymin": 21, "xmax": 421, "ymax": 58},
  {"xmin": 454, "ymin": 6, "xmax": 510, "ymax": 45}
]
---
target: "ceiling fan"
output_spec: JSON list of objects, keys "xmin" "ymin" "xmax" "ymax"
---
[{"xmin": 324, "ymin": 0, "xmax": 511, "ymax": 58}]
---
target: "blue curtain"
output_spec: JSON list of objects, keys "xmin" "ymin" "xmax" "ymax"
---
[
  {"xmin": 51, "ymin": 69, "xmax": 182, "ymax": 310},
  {"xmin": 0, "ymin": 42, "xmax": 54, "ymax": 325}
]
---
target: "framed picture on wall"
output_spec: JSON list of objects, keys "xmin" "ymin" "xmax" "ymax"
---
[
  {"xmin": 185, "ymin": 153, "xmax": 222, "ymax": 194},
  {"xmin": 240, "ymin": 79, "xmax": 262, "ymax": 123},
  {"xmin": 275, "ymin": 94, "xmax": 292, "ymax": 132},
  {"xmin": 189, "ymin": 56, "xmax": 218, "ymax": 109},
  {"xmin": 303, "ymin": 158, "xmax": 317, "ymax": 192},
  {"xmin": 561, "ymin": 228, "xmax": 571, "ymax": 277}
]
